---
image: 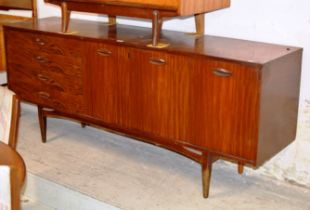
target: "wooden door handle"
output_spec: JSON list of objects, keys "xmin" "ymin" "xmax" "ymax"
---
[
  {"xmin": 37, "ymin": 74, "xmax": 50, "ymax": 82},
  {"xmin": 213, "ymin": 68, "xmax": 232, "ymax": 77},
  {"xmin": 35, "ymin": 37, "xmax": 46, "ymax": 46},
  {"xmin": 97, "ymin": 49, "xmax": 112, "ymax": 57},
  {"xmin": 35, "ymin": 56, "xmax": 49, "ymax": 64},
  {"xmin": 149, "ymin": 58, "xmax": 166, "ymax": 65},
  {"xmin": 38, "ymin": 91, "xmax": 50, "ymax": 99}
]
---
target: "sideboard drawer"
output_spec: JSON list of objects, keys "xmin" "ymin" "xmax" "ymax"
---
[
  {"xmin": 6, "ymin": 40, "xmax": 82, "ymax": 78},
  {"xmin": 5, "ymin": 30, "xmax": 83, "ymax": 58}
]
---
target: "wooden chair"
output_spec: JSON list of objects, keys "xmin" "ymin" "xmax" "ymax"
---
[
  {"xmin": 0, "ymin": 0, "xmax": 37, "ymax": 71},
  {"xmin": 0, "ymin": 86, "xmax": 20, "ymax": 149},
  {"xmin": 0, "ymin": 86, "xmax": 24, "ymax": 210},
  {"xmin": 0, "ymin": 144, "xmax": 26, "ymax": 210}
]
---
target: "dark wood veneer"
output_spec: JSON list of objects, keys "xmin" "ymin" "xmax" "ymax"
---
[{"xmin": 4, "ymin": 17, "xmax": 302, "ymax": 198}]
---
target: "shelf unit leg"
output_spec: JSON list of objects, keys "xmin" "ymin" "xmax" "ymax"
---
[
  {"xmin": 37, "ymin": 106, "xmax": 47, "ymax": 143},
  {"xmin": 32, "ymin": 0, "xmax": 38, "ymax": 19},
  {"xmin": 201, "ymin": 152, "xmax": 213, "ymax": 198},
  {"xmin": 61, "ymin": 2, "xmax": 71, "ymax": 33},
  {"xmin": 152, "ymin": 10, "xmax": 161, "ymax": 47},
  {"xmin": 195, "ymin": 13, "xmax": 205, "ymax": 36},
  {"xmin": 147, "ymin": 10, "xmax": 168, "ymax": 48}
]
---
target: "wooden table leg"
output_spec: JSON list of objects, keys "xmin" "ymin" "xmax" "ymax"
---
[{"xmin": 201, "ymin": 152, "xmax": 213, "ymax": 198}]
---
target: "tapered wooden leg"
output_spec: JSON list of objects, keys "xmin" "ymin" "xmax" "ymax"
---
[
  {"xmin": 195, "ymin": 13, "xmax": 205, "ymax": 36},
  {"xmin": 201, "ymin": 153, "xmax": 213, "ymax": 198},
  {"xmin": 146, "ymin": 10, "xmax": 168, "ymax": 48},
  {"xmin": 37, "ymin": 106, "xmax": 47, "ymax": 143},
  {"xmin": 61, "ymin": 2, "xmax": 71, "ymax": 33},
  {"xmin": 32, "ymin": 0, "xmax": 38, "ymax": 19},
  {"xmin": 108, "ymin": 15, "xmax": 117, "ymax": 25},
  {"xmin": 152, "ymin": 10, "xmax": 161, "ymax": 47},
  {"xmin": 238, "ymin": 162, "xmax": 244, "ymax": 174},
  {"xmin": 81, "ymin": 122, "xmax": 87, "ymax": 128}
]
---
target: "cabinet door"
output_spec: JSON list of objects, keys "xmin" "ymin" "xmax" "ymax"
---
[
  {"xmin": 187, "ymin": 58, "xmax": 261, "ymax": 162},
  {"xmin": 126, "ymin": 48, "xmax": 191, "ymax": 142},
  {"xmin": 86, "ymin": 42, "xmax": 132, "ymax": 127}
]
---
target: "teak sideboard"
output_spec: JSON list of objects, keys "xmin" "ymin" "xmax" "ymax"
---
[{"xmin": 4, "ymin": 17, "xmax": 302, "ymax": 198}]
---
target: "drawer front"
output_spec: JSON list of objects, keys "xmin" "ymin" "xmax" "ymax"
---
[
  {"xmin": 6, "ymin": 30, "xmax": 87, "ymax": 114},
  {"xmin": 5, "ymin": 30, "xmax": 82, "ymax": 58},
  {"xmin": 7, "ymin": 48, "xmax": 82, "ymax": 78}
]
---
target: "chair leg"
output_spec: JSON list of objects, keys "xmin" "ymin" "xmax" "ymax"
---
[
  {"xmin": 201, "ymin": 152, "xmax": 213, "ymax": 198},
  {"xmin": 37, "ymin": 106, "xmax": 47, "ymax": 143}
]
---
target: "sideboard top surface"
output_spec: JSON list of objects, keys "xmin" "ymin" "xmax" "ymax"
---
[{"xmin": 4, "ymin": 17, "xmax": 301, "ymax": 65}]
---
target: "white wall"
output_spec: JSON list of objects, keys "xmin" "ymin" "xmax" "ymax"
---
[{"xmin": 3, "ymin": 0, "xmax": 310, "ymax": 186}]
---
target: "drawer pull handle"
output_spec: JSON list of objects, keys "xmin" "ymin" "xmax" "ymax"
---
[
  {"xmin": 38, "ymin": 92, "xmax": 50, "ymax": 99},
  {"xmin": 37, "ymin": 74, "xmax": 49, "ymax": 81},
  {"xmin": 35, "ymin": 38, "xmax": 46, "ymax": 46},
  {"xmin": 213, "ymin": 68, "xmax": 232, "ymax": 77},
  {"xmin": 149, "ymin": 58, "xmax": 166, "ymax": 65},
  {"xmin": 97, "ymin": 49, "xmax": 112, "ymax": 57},
  {"xmin": 35, "ymin": 56, "xmax": 49, "ymax": 64}
]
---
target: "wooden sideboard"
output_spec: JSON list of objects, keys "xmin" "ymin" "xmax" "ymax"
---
[{"xmin": 4, "ymin": 17, "xmax": 302, "ymax": 198}]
